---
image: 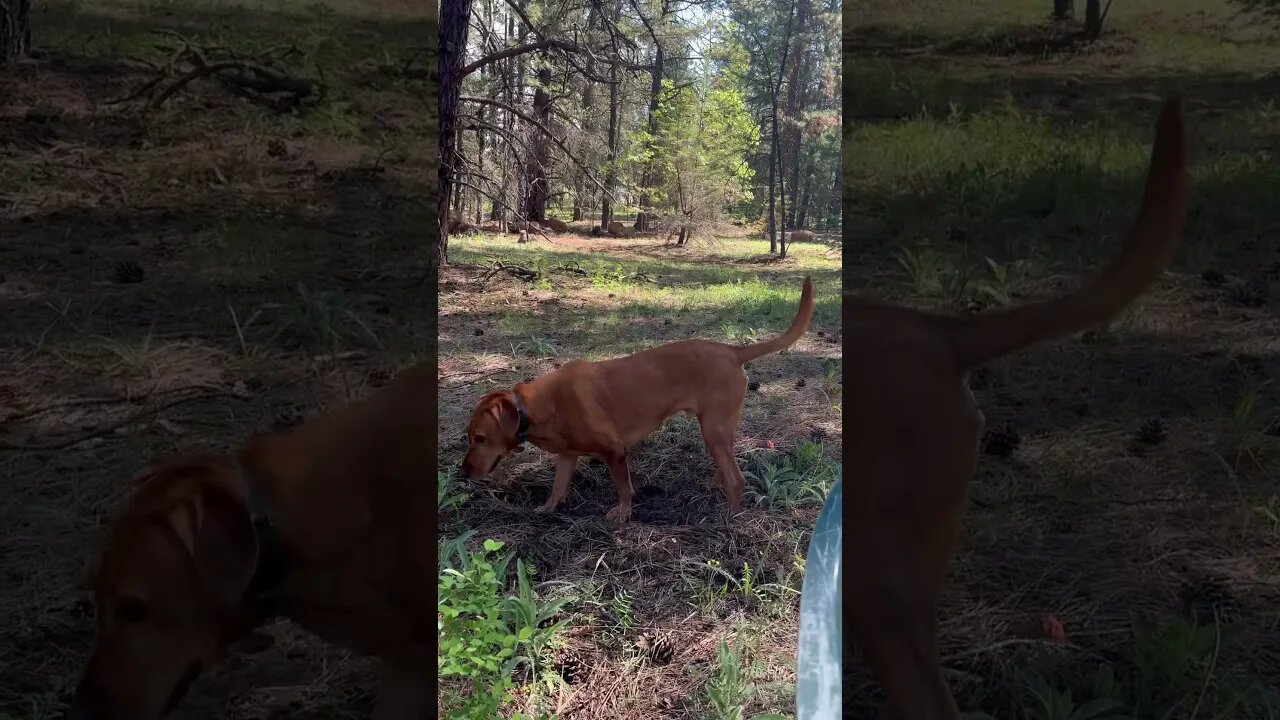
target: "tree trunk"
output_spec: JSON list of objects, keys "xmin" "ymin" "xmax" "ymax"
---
[
  {"xmin": 0, "ymin": 0, "xmax": 31, "ymax": 63},
  {"xmin": 475, "ymin": 100, "xmax": 485, "ymax": 224},
  {"xmin": 438, "ymin": 0, "xmax": 474, "ymax": 266},
  {"xmin": 767, "ymin": 0, "xmax": 798, "ymax": 253},
  {"xmin": 495, "ymin": 4, "xmax": 516, "ymax": 223},
  {"xmin": 575, "ymin": 6, "xmax": 597, "ymax": 224},
  {"xmin": 777, "ymin": 137, "xmax": 788, "ymax": 259},
  {"xmin": 766, "ymin": 117, "xmax": 777, "ymax": 253},
  {"xmin": 636, "ymin": 9, "xmax": 665, "ymax": 233},
  {"xmin": 784, "ymin": 0, "xmax": 811, "ymax": 231},
  {"xmin": 830, "ymin": 161, "xmax": 840, "ymax": 233},
  {"xmin": 1053, "ymin": 0, "xmax": 1073, "ymax": 19},
  {"xmin": 601, "ymin": 0, "xmax": 622, "ymax": 231},
  {"xmin": 1083, "ymin": 0, "xmax": 1105, "ymax": 40},
  {"xmin": 452, "ymin": 128, "xmax": 466, "ymax": 219},
  {"xmin": 796, "ymin": 164, "xmax": 812, "ymax": 231},
  {"xmin": 523, "ymin": 65, "xmax": 552, "ymax": 222}
]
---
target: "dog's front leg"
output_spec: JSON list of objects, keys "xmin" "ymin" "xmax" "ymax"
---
[
  {"xmin": 603, "ymin": 453, "xmax": 634, "ymax": 523},
  {"xmin": 536, "ymin": 454, "xmax": 578, "ymax": 513},
  {"xmin": 372, "ymin": 659, "xmax": 428, "ymax": 720}
]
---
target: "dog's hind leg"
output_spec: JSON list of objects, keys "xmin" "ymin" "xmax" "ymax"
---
[
  {"xmin": 698, "ymin": 404, "xmax": 746, "ymax": 513},
  {"xmin": 602, "ymin": 452, "xmax": 635, "ymax": 522},
  {"xmin": 848, "ymin": 515, "xmax": 962, "ymax": 720},
  {"xmin": 851, "ymin": 591, "xmax": 958, "ymax": 720},
  {"xmin": 373, "ymin": 660, "xmax": 428, "ymax": 719}
]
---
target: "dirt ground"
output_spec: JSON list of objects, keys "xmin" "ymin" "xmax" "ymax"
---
[
  {"xmin": 0, "ymin": 2, "xmax": 433, "ymax": 718},
  {"xmin": 846, "ymin": 1, "xmax": 1280, "ymax": 717},
  {"xmin": 437, "ymin": 227, "xmax": 842, "ymax": 718}
]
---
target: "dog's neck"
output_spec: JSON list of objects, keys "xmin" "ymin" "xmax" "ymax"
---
[
  {"xmin": 236, "ymin": 461, "xmax": 289, "ymax": 626},
  {"xmin": 511, "ymin": 388, "xmax": 531, "ymax": 445}
]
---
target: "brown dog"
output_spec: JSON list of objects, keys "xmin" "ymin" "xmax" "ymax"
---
[
  {"xmin": 544, "ymin": 217, "xmax": 571, "ymax": 232},
  {"xmin": 66, "ymin": 363, "xmax": 435, "ymax": 720},
  {"xmin": 460, "ymin": 277, "xmax": 815, "ymax": 522},
  {"xmin": 843, "ymin": 99, "xmax": 1188, "ymax": 717}
]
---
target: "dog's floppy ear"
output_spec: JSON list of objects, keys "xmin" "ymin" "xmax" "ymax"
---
[
  {"xmin": 488, "ymin": 394, "xmax": 521, "ymax": 438},
  {"xmin": 163, "ymin": 487, "xmax": 258, "ymax": 603}
]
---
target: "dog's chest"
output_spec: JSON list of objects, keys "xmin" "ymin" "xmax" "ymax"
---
[{"xmin": 282, "ymin": 543, "xmax": 431, "ymax": 658}]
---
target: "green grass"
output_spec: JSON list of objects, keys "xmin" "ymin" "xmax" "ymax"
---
[
  {"xmin": 439, "ymin": 228, "xmax": 840, "ymax": 718},
  {"xmin": 449, "ymin": 234, "xmax": 840, "ymax": 358}
]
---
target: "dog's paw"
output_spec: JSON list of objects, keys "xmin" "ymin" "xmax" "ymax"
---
[
  {"xmin": 605, "ymin": 504, "xmax": 632, "ymax": 523},
  {"xmin": 534, "ymin": 501, "xmax": 558, "ymax": 514}
]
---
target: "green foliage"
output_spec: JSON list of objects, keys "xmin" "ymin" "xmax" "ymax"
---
[
  {"xmin": 704, "ymin": 638, "xmax": 789, "ymax": 720},
  {"xmin": 1023, "ymin": 669, "xmax": 1127, "ymax": 720},
  {"xmin": 438, "ymin": 469, "xmax": 470, "ymax": 513},
  {"xmin": 634, "ymin": 69, "xmax": 760, "ymax": 221},
  {"xmin": 743, "ymin": 441, "xmax": 838, "ymax": 508},
  {"xmin": 438, "ymin": 534, "xmax": 576, "ymax": 720},
  {"xmin": 972, "ymin": 620, "xmax": 1280, "ymax": 720}
]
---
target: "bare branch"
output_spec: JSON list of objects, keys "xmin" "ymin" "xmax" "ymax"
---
[
  {"xmin": 460, "ymin": 94, "xmax": 623, "ymax": 197},
  {"xmin": 461, "ymin": 38, "xmax": 652, "ymax": 79}
]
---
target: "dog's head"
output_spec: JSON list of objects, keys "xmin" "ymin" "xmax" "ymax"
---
[
  {"xmin": 67, "ymin": 456, "xmax": 259, "ymax": 720},
  {"xmin": 459, "ymin": 390, "xmax": 524, "ymax": 479}
]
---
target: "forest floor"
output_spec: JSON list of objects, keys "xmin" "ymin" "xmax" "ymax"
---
[
  {"xmin": 0, "ymin": 1, "xmax": 433, "ymax": 718},
  {"xmin": 846, "ymin": 1, "xmax": 1280, "ymax": 718},
  {"xmin": 437, "ymin": 225, "xmax": 842, "ymax": 718}
]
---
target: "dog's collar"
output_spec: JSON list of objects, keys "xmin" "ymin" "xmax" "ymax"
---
[
  {"xmin": 236, "ymin": 460, "xmax": 289, "ymax": 626},
  {"xmin": 512, "ymin": 389, "xmax": 530, "ymax": 445}
]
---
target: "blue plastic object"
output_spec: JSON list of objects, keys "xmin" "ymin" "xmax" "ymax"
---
[{"xmin": 796, "ymin": 474, "xmax": 842, "ymax": 719}]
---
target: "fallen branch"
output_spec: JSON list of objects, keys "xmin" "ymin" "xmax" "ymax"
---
[
  {"xmin": 0, "ymin": 390, "xmax": 248, "ymax": 453},
  {"xmin": 108, "ymin": 29, "xmax": 321, "ymax": 112},
  {"xmin": 0, "ymin": 384, "xmax": 228, "ymax": 425},
  {"xmin": 477, "ymin": 261, "xmax": 540, "ymax": 282},
  {"xmin": 439, "ymin": 369, "xmax": 516, "ymax": 388}
]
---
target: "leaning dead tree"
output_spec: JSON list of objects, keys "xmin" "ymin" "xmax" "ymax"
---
[
  {"xmin": 437, "ymin": 0, "xmax": 652, "ymax": 265},
  {"xmin": 112, "ymin": 31, "xmax": 321, "ymax": 112},
  {"xmin": 1, "ymin": 0, "xmax": 31, "ymax": 63}
]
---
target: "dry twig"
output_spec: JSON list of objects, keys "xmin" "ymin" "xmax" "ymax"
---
[{"xmin": 108, "ymin": 29, "xmax": 320, "ymax": 112}]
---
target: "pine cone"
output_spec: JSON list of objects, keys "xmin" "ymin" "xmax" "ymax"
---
[
  {"xmin": 1229, "ymin": 278, "xmax": 1268, "ymax": 308},
  {"xmin": 554, "ymin": 649, "xmax": 589, "ymax": 685},
  {"xmin": 1179, "ymin": 575, "xmax": 1240, "ymax": 624},
  {"xmin": 1200, "ymin": 268, "xmax": 1225, "ymax": 289},
  {"xmin": 113, "ymin": 259, "xmax": 145, "ymax": 285},
  {"xmin": 272, "ymin": 406, "xmax": 305, "ymax": 431},
  {"xmin": 636, "ymin": 631, "xmax": 676, "ymax": 666},
  {"xmin": 1135, "ymin": 418, "xmax": 1167, "ymax": 447},
  {"xmin": 981, "ymin": 424, "xmax": 1020, "ymax": 458}
]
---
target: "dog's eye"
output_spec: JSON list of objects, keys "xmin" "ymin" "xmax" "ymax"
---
[
  {"xmin": 115, "ymin": 595, "xmax": 150, "ymax": 623},
  {"xmin": 474, "ymin": 434, "xmax": 485, "ymax": 444}
]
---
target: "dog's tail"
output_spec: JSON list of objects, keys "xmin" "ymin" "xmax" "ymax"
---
[
  {"xmin": 943, "ymin": 96, "xmax": 1189, "ymax": 373},
  {"xmin": 734, "ymin": 277, "xmax": 815, "ymax": 364}
]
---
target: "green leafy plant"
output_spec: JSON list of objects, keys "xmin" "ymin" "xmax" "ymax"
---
[
  {"xmin": 528, "ymin": 336, "xmax": 558, "ymax": 357},
  {"xmin": 438, "ymin": 470, "xmax": 469, "ymax": 513},
  {"xmin": 610, "ymin": 589, "xmax": 636, "ymax": 633},
  {"xmin": 706, "ymin": 639, "xmax": 753, "ymax": 720},
  {"xmin": 973, "ymin": 257, "xmax": 1026, "ymax": 306},
  {"xmin": 896, "ymin": 244, "xmax": 946, "ymax": 293},
  {"xmin": 1023, "ymin": 670, "xmax": 1127, "ymax": 720},
  {"xmin": 743, "ymin": 441, "xmax": 836, "ymax": 509},
  {"xmin": 438, "ymin": 535, "xmax": 574, "ymax": 720}
]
